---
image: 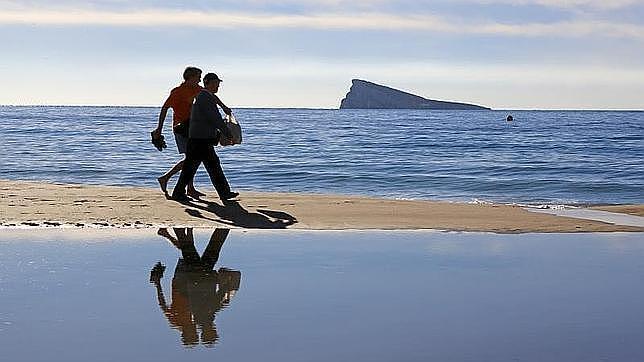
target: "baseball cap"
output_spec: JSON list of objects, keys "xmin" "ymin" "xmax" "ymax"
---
[{"xmin": 204, "ymin": 73, "xmax": 223, "ymax": 83}]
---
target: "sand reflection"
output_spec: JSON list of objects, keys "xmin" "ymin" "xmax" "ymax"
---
[{"xmin": 150, "ymin": 228, "xmax": 241, "ymax": 347}]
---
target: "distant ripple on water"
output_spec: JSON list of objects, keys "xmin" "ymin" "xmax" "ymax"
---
[{"xmin": 0, "ymin": 106, "xmax": 642, "ymax": 205}]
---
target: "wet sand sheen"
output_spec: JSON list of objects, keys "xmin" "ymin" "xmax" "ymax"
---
[
  {"xmin": 1, "ymin": 179, "xmax": 642, "ymax": 232},
  {"xmin": 1, "ymin": 229, "xmax": 644, "ymax": 361}
]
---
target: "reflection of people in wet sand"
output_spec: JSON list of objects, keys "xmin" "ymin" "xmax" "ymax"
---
[{"xmin": 150, "ymin": 228, "xmax": 241, "ymax": 346}]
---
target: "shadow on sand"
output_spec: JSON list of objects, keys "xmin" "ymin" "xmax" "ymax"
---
[{"xmin": 182, "ymin": 199, "xmax": 298, "ymax": 229}]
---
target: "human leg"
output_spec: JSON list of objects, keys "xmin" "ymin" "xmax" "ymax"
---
[
  {"xmin": 171, "ymin": 140, "xmax": 203, "ymax": 199},
  {"xmin": 175, "ymin": 228, "xmax": 200, "ymax": 263},
  {"xmin": 158, "ymin": 159, "xmax": 204, "ymax": 198},
  {"xmin": 201, "ymin": 145, "xmax": 234, "ymax": 199},
  {"xmin": 177, "ymin": 131, "xmax": 207, "ymax": 197},
  {"xmin": 202, "ymin": 228, "xmax": 230, "ymax": 269},
  {"xmin": 159, "ymin": 132, "xmax": 190, "ymax": 193},
  {"xmin": 161, "ymin": 131, "xmax": 203, "ymax": 197},
  {"xmin": 158, "ymin": 159, "xmax": 184, "ymax": 193}
]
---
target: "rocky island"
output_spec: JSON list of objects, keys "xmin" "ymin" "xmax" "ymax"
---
[{"xmin": 340, "ymin": 79, "xmax": 490, "ymax": 110}]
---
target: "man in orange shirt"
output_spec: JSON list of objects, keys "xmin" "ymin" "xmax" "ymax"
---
[{"xmin": 152, "ymin": 67, "xmax": 231, "ymax": 198}]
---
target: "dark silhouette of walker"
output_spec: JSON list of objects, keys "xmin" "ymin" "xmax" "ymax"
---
[{"xmin": 150, "ymin": 228, "xmax": 241, "ymax": 346}]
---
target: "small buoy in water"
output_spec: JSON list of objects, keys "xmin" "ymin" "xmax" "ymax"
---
[{"xmin": 506, "ymin": 115, "xmax": 513, "ymax": 122}]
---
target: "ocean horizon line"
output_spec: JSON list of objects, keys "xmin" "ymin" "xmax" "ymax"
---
[{"xmin": 1, "ymin": 104, "xmax": 643, "ymax": 112}]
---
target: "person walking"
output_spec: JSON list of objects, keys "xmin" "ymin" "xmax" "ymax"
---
[
  {"xmin": 151, "ymin": 66, "xmax": 204, "ymax": 198},
  {"xmin": 171, "ymin": 72, "xmax": 238, "ymax": 202}
]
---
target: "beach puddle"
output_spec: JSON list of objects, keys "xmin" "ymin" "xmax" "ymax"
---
[{"xmin": 1, "ymin": 229, "xmax": 643, "ymax": 361}]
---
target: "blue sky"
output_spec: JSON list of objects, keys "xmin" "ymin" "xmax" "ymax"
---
[{"xmin": 1, "ymin": 0, "xmax": 643, "ymax": 109}]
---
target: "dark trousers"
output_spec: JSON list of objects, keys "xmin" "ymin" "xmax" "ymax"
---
[{"xmin": 173, "ymin": 138, "xmax": 231, "ymax": 198}]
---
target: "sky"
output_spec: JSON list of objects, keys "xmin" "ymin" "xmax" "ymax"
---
[{"xmin": 0, "ymin": 0, "xmax": 643, "ymax": 109}]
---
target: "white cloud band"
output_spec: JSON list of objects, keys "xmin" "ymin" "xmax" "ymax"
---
[
  {"xmin": 459, "ymin": 0, "xmax": 640, "ymax": 10},
  {"xmin": 0, "ymin": 8, "xmax": 642, "ymax": 39}
]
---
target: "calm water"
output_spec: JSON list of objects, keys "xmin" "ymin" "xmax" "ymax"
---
[
  {"xmin": 1, "ymin": 229, "xmax": 643, "ymax": 361},
  {"xmin": 0, "ymin": 106, "xmax": 642, "ymax": 205}
]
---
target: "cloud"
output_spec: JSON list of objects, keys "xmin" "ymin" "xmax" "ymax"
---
[
  {"xmin": 224, "ymin": 58, "xmax": 644, "ymax": 86},
  {"xmin": 456, "ymin": 0, "xmax": 641, "ymax": 9},
  {"xmin": 267, "ymin": 0, "xmax": 642, "ymax": 10},
  {"xmin": 1, "ymin": 0, "xmax": 639, "ymax": 10},
  {"xmin": 274, "ymin": 0, "xmax": 641, "ymax": 10},
  {"xmin": 0, "ymin": 8, "xmax": 642, "ymax": 39}
]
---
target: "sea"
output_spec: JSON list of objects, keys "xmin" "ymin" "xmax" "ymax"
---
[{"xmin": 0, "ymin": 106, "xmax": 642, "ymax": 206}]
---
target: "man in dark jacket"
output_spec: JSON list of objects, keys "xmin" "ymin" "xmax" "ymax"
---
[{"xmin": 171, "ymin": 73, "xmax": 238, "ymax": 201}]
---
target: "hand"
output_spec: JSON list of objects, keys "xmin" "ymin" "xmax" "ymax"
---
[
  {"xmin": 149, "ymin": 262, "xmax": 166, "ymax": 283},
  {"xmin": 151, "ymin": 128, "xmax": 162, "ymax": 138}
]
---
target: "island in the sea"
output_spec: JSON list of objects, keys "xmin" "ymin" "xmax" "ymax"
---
[{"xmin": 340, "ymin": 79, "xmax": 490, "ymax": 110}]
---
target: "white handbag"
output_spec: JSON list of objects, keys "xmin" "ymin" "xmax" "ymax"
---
[{"xmin": 219, "ymin": 114, "xmax": 243, "ymax": 146}]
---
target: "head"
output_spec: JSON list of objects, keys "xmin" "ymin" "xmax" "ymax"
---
[
  {"xmin": 203, "ymin": 73, "xmax": 223, "ymax": 93},
  {"xmin": 183, "ymin": 66, "xmax": 202, "ymax": 86}
]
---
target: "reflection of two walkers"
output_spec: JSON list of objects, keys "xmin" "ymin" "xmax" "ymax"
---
[
  {"xmin": 150, "ymin": 228, "xmax": 241, "ymax": 346},
  {"xmin": 151, "ymin": 66, "xmax": 239, "ymax": 203}
]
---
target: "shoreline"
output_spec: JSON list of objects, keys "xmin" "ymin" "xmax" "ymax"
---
[{"xmin": 0, "ymin": 179, "xmax": 642, "ymax": 233}]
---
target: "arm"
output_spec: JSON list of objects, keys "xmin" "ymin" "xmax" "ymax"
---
[
  {"xmin": 149, "ymin": 262, "xmax": 169, "ymax": 313},
  {"xmin": 152, "ymin": 94, "xmax": 173, "ymax": 137},
  {"xmin": 212, "ymin": 94, "xmax": 232, "ymax": 116},
  {"xmin": 201, "ymin": 93, "xmax": 233, "ymax": 139},
  {"xmin": 154, "ymin": 280, "xmax": 170, "ymax": 313}
]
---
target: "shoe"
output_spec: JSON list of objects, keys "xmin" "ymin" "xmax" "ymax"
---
[
  {"xmin": 151, "ymin": 132, "xmax": 167, "ymax": 151},
  {"xmin": 171, "ymin": 193, "xmax": 190, "ymax": 202},
  {"xmin": 221, "ymin": 191, "xmax": 239, "ymax": 201},
  {"xmin": 187, "ymin": 190, "xmax": 203, "ymax": 199}
]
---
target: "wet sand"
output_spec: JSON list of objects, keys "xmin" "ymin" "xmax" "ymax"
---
[
  {"xmin": 592, "ymin": 205, "xmax": 644, "ymax": 217},
  {"xmin": 2, "ymin": 230, "xmax": 644, "ymax": 361},
  {"xmin": 0, "ymin": 179, "xmax": 642, "ymax": 232}
]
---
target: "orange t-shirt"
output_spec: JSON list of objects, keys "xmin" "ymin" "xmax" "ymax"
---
[{"xmin": 163, "ymin": 83, "xmax": 202, "ymax": 126}]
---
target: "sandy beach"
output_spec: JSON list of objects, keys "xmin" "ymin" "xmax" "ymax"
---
[
  {"xmin": 0, "ymin": 179, "xmax": 641, "ymax": 232},
  {"xmin": 591, "ymin": 205, "xmax": 644, "ymax": 217}
]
